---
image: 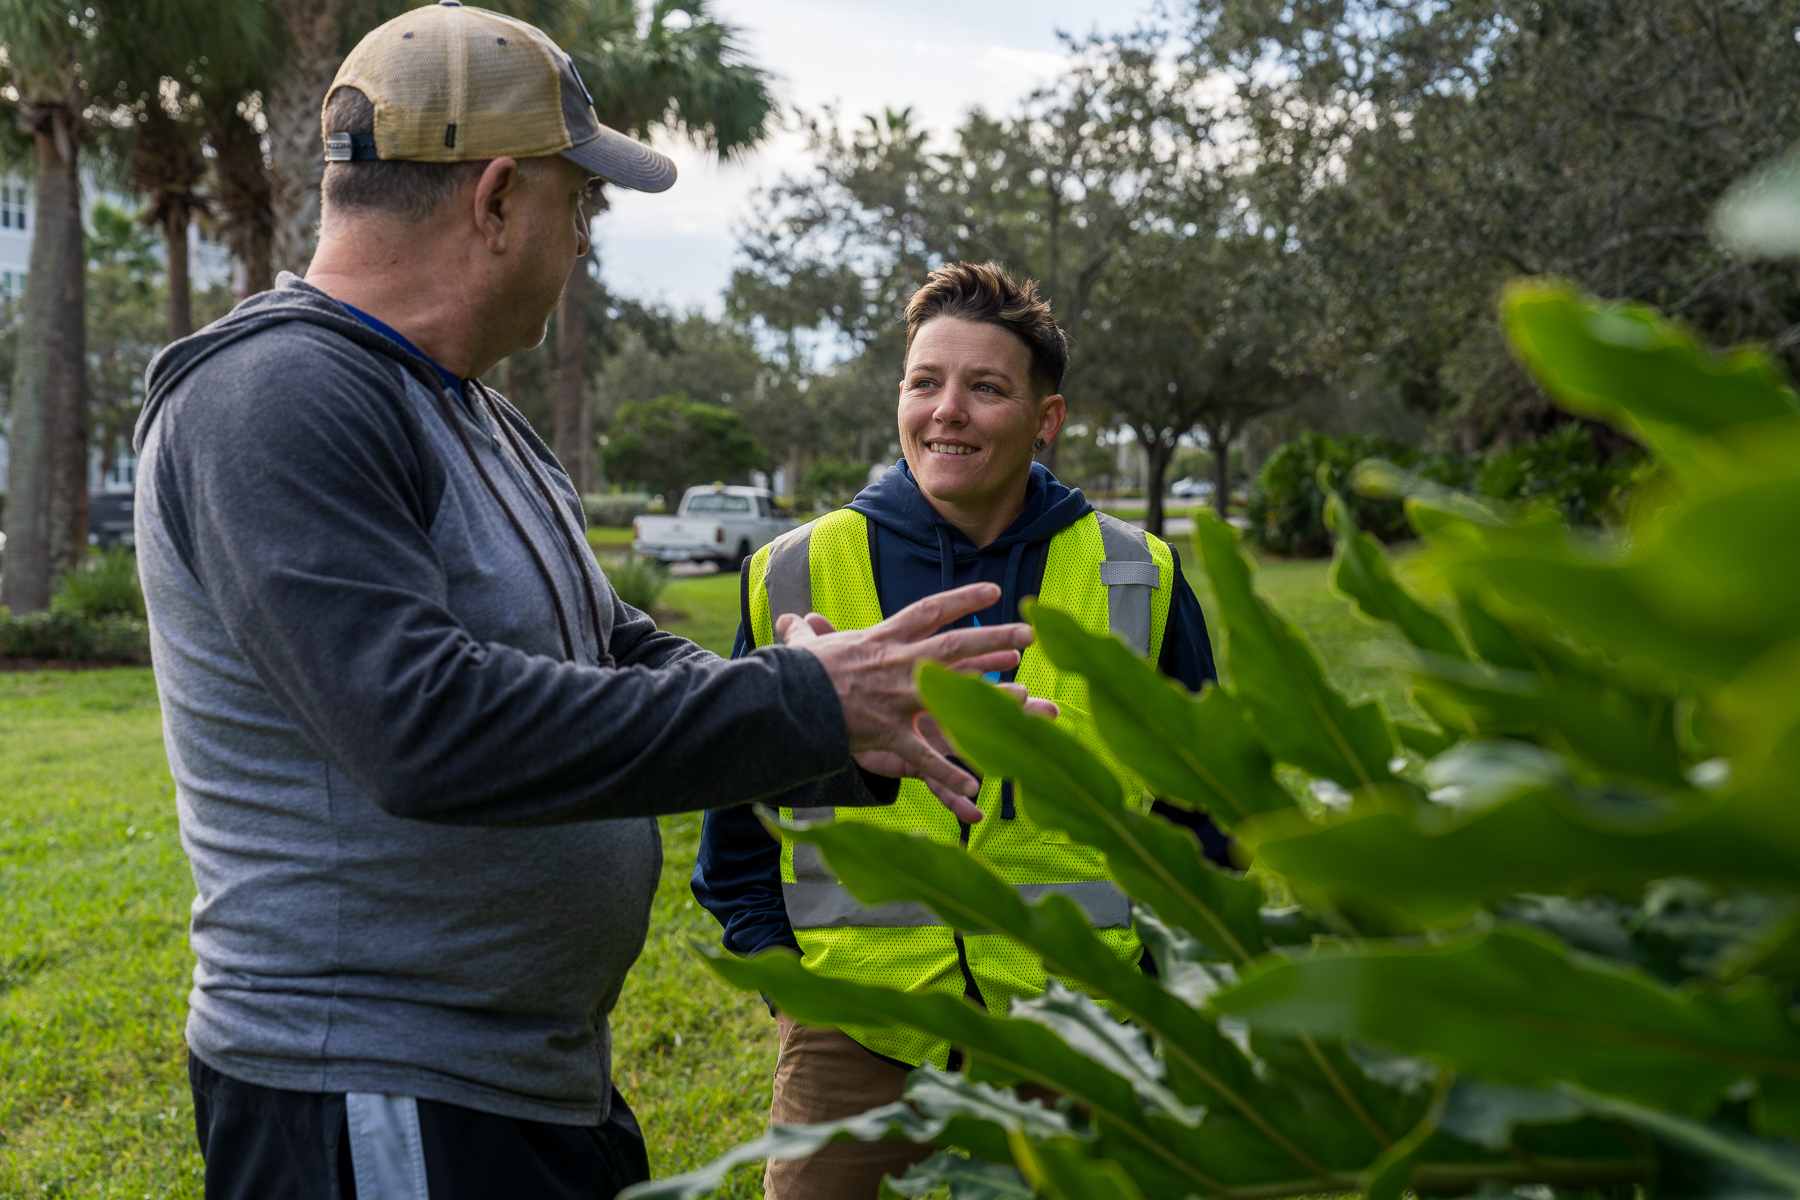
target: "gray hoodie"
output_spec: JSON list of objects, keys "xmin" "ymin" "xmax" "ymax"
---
[{"xmin": 134, "ymin": 276, "xmax": 888, "ymax": 1124}]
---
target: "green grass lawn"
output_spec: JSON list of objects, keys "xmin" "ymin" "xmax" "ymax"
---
[{"xmin": 0, "ymin": 544, "xmax": 1398, "ymax": 1196}]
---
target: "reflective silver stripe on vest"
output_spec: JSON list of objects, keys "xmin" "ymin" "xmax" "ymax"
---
[
  {"xmin": 1095, "ymin": 512, "xmax": 1158, "ymax": 657},
  {"xmin": 764, "ymin": 525, "xmax": 814, "ymax": 628},
  {"xmin": 788, "ymin": 807, "xmax": 835, "ymax": 882},
  {"xmin": 783, "ymin": 879, "xmax": 1131, "ymax": 931}
]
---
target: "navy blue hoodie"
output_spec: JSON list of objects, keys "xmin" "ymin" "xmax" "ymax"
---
[{"xmin": 692, "ymin": 461, "xmax": 1227, "ymax": 958}]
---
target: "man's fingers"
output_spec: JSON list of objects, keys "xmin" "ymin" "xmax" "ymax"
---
[
  {"xmin": 916, "ymin": 623, "xmax": 1033, "ymax": 665},
  {"xmin": 1022, "ymin": 696, "xmax": 1060, "ymax": 720},
  {"xmin": 921, "ymin": 776, "xmax": 985, "ymax": 823},
  {"xmin": 779, "ymin": 612, "xmax": 828, "ymax": 644},
  {"xmin": 892, "ymin": 732, "xmax": 984, "ymax": 807},
  {"xmin": 878, "ymin": 583, "xmax": 1002, "ymax": 641},
  {"xmin": 943, "ymin": 650, "xmax": 1022, "ymax": 678}
]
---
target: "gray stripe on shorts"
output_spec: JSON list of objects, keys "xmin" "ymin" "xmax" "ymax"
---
[{"xmin": 346, "ymin": 1092, "xmax": 431, "ymax": 1200}]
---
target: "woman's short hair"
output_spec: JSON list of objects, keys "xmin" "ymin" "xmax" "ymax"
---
[{"xmin": 904, "ymin": 261, "xmax": 1069, "ymax": 397}]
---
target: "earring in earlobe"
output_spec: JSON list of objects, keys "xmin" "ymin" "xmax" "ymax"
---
[{"xmin": 1033, "ymin": 437, "xmax": 1048, "ymax": 451}]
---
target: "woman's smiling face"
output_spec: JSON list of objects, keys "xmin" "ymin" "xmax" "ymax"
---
[{"xmin": 898, "ymin": 317, "xmax": 1064, "ymax": 522}]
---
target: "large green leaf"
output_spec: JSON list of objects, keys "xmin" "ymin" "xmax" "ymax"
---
[
  {"xmin": 881, "ymin": 1151, "xmax": 1034, "ymax": 1200},
  {"xmin": 1242, "ymin": 779, "xmax": 1800, "ymax": 923},
  {"xmin": 917, "ymin": 663, "xmax": 1268, "ymax": 962},
  {"xmin": 1212, "ymin": 927, "xmax": 1800, "ymax": 1132},
  {"xmin": 1502, "ymin": 279, "xmax": 1800, "ymax": 460},
  {"xmin": 616, "ymin": 1101, "xmax": 942, "ymax": 1200},
  {"xmin": 1027, "ymin": 602, "xmax": 1294, "ymax": 827},
  {"xmin": 1323, "ymin": 490, "xmax": 1466, "ymax": 662},
  {"xmin": 1194, "ymin": 514, "xmax": 1395, "ymax": 789},
  {"xmin": 1010, "ymin": 1135, "xmax": 1151, "ymax": 1200},
  {"xmin": 695, "ymin": 943, "xmax": 1231, "ymax": 1195},
  {"xmin": 775, "ymin": 809, "xmax": 1381, "ymax": 1182}
]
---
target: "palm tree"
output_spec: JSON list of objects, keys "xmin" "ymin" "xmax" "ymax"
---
[
  {"xmin": 127, "ymin": 108, "xmax": 209, "ymax": 340},
  {"xmin": 0, "ymin": 1, "xmax": 105, "ymax": 611},
  {"xmin": 536, "ymin": 0, "xmax": 776, "ymax": 489},
  {"xmin": 0, "ymin": 0, "xmax": 268, "ymax": 610},
  {"xmin": 264, "ymin": 0, "xmax": 346, "ymax": 279}
]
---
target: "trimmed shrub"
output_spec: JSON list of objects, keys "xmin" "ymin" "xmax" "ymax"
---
[
  {"xmin": 53, "ymin": 547, "xmax": 145, "ymax": 618},
  {"xmin": 1246, "ymin": 433, "xmax": 1473, "ymax": 556},
  {"xmin": 1247, "ymin": 425, "xmax": 1636, "ymax": 556},
  {"xmin": 582, "ymin": 492, "xmax": 654, "ymax": 528},
  {"xmin": 602, "ymin": 554, "xmax": 669, "ymax": 612},
  {"xmin": 0, "ymin": 609, "xmax": 150, "ymax": 663}
]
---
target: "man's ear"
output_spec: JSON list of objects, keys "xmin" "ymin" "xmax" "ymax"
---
[{"xmin": 472, "ymin": 156, "xmax": 523, "ymax": 253}]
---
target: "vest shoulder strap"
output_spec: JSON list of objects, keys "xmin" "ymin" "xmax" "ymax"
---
[{"xmin": 1093, "ymin": 511, "xmax": 1162, "ymax": 657}]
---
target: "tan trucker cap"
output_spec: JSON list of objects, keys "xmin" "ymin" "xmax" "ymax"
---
[{"xmin": 323, "ymin": 0, "xmax": 676, "ymax": 192}]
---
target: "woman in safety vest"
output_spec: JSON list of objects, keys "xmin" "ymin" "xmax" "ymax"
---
[{"xmin": 692, "ymin": 261, "xmax": 1228, "ymax": 1200}]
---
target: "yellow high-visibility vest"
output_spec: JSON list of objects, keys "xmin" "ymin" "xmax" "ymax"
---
[{"xmin": 746, "ymin": 506, "xmax": 1175, "ymax": 1067}]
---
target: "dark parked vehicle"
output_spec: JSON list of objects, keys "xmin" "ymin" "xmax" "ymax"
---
[{"xmin": 89, "ymin": 491, "xmax": 135, "ymax": 548}]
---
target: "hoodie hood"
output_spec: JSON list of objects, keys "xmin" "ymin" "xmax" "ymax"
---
[
  {"xmin": 847, "ymin": 460, "xmax": 1093, "ymax": 628},
  {"xmin": 849, "ymin": 459, "xmax": 1091, "ymax": 553},
  {"xmin": 136, "ymin": 273, "xmax": 450, "ymax": 453}
]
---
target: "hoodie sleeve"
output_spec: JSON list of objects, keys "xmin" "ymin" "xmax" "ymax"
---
[
  {"xmin": 143, "ymin": 324, "xmax": 858, "ymax": 827},
  {"xmin": 1152, "ymin": 544, "xmax": 1234, "ymax": 865}
]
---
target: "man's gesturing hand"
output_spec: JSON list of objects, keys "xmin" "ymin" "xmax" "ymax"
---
[{"xmin": 777, "ymin": 582, "xmax": 1038, "ymax": 824}]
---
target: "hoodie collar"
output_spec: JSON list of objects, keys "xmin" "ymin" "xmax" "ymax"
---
[
  {"xmin": 137, "ymin": 273, "xmax": 458, "ymax": 452},
  {"xmin": 847, "ymin": 459, "xmax": 1093, "ymax": 555}
]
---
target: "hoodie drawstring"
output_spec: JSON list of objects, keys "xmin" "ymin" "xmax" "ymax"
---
[{"xmin": 935, "ymin": 525, "xmax": 956, "ymax": 598}]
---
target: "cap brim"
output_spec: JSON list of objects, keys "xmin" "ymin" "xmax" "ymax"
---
[{"xmin": 562, "ymin": 125, "xmax": 676, "ymax": 193}]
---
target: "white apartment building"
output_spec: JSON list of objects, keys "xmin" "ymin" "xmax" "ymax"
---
[{"xmin": 0, "ymin": 174, "xmax": 233, "ymax": 498}]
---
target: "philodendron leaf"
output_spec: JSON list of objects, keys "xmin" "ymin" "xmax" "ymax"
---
[
  {"xmin": 882, "ymin": 1152, "xmax": 1035, "ymax": 1200},
  {"xmin": 917, "ymin": 662, "xmax": 1268, "ymax": 962},
  {"xmin": 772, "ymin": 807, "xmax": 1365, "ymax": 1185},
  {"xmin": 1502, "ymin": 279, "xmax": 1800, "ymax": 462},
  {"xmin": 1027, "ymin": 602, "xmax": 1294, "ymax": 827},
  {"xmin": 693, "ymin": 942, "xmax": 1223, "ymax": 1196},
  {"xmin": 1211, "ymin": 927, "xmax": 1800, "ymax": 1131},
  {"xmin": 1010, "ymin": 982, "xmax": 1204, "ymax": 1126},
  {"xmin": 1194, "ymin": 514, "xmax": 1395, "ymax": 790},
  {"xmin": 1009, "ymin": 1135, "xmax": 1152, "ymax": 1200},
  {"xmin": 1241, "ymin": 781, "xmax": 1800, "ymax": 923},
  {"xmin": 1324, "ymin": 488, "xmax": 1466, "ymax": 661},
  {"xmin": 1135, "ymin": 904, "xmax": 1236, "ymax": 1006},
  {"xmin": 616, "ymin": 1101, "xmax": 942, "ymax": 1200},
  {"xmin": 1573, "ymin": 1088, "xmax": 1800, "ymax": 1200},
  {"xmin": 904, "ymin": 1067, "xmax": 1089, "ymax": 1142},
  {"xmin": 1438, "ymin": 1079, "xmax": 1589, "ymax": 1150}
]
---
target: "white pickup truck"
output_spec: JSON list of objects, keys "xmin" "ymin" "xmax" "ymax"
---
[{"xmin": 632, "ymin": 485, "xmax": 797, "ymax": 571}]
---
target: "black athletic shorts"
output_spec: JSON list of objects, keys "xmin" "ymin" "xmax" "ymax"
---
[{"xmin": 188, "ymin": 1052, "xmax": 651, "ymax": 1200}]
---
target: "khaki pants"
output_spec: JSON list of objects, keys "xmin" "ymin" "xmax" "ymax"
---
[
  {"xmin": 763, "ymin": 1013, "xmax": 932, "ymax": 1200},
  {"xmin": 762, "ymin": 1015, "xmax": 1059, "ymax": 1200}
]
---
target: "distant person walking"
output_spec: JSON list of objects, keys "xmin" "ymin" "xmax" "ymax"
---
[
  {"xmin": 693, "ymin": 262, "xmax": 1230, "ymax": 1200},
  {"xmin": 133, "ymin": 7, "xmax": 1042, "ymax": 1196}
]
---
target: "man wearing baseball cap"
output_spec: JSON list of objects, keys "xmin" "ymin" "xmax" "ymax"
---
[{"xmin": 133, "ymin": 4, "xmax": 1044, "ymax": 1195}]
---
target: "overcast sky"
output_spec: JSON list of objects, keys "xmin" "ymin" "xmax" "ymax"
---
[{"xmin": 592, "ymin": 0, "xmax": 1162, "ymax": 315}]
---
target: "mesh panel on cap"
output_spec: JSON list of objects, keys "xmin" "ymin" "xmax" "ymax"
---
[{"xmin": 329, "ymin": 5, "xmax": 573, "ymax": 163}]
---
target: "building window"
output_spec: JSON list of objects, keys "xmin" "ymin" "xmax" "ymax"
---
[
  {"xmin": 1, "ymin": 270, "xmax": 23, "ymax": 298},
  {"xmin": 0, "ymin": 183, "xmax": 25, "ymax": 231}
]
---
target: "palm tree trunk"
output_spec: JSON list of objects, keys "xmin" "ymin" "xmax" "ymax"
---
[
  {"xmin": 206, "ymin": 105, "xmax": 274, "ymax": 295},
  {"xmin": 266, "ymin": 0, "xmax": 340, "ymax": 278},
  {"xmin": 163, "ymin": 205, "xmax": 193, "ymax": 341},
  {"xmin": 555, "ymin": 257, "xmax": 590, "ymax": 492},
  {"xmin": 2, "ymin": 105, "xmax": 89, "ymax": 613}
]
